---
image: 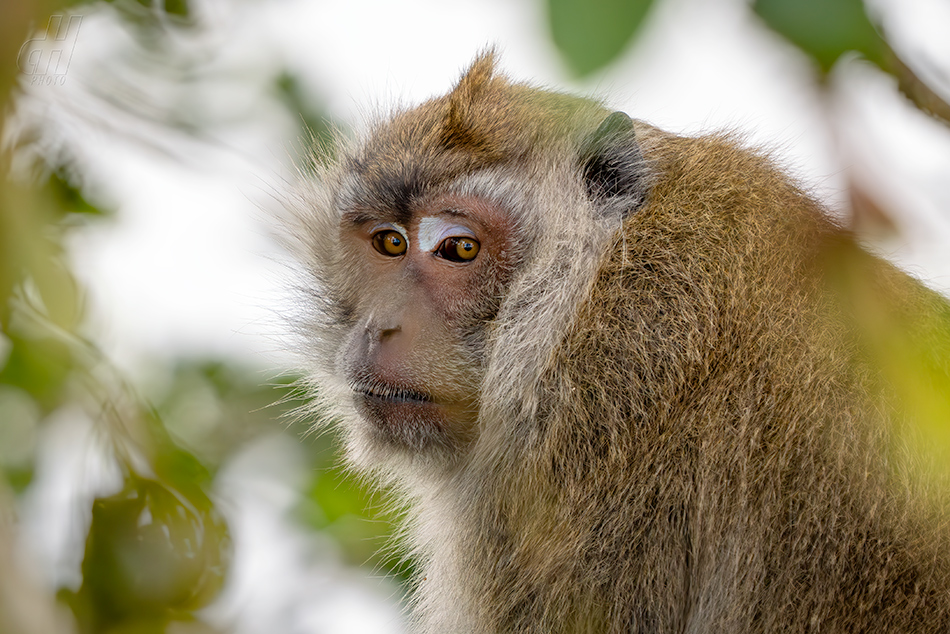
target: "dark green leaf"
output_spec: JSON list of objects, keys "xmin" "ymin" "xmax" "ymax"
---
[
  {"xmin": 753, "ymin": 0, "xmax": 887, "ymax": 74},
  {"xmin": 547, "ymin": 0, "xmax": 656, "ymax": 77},
  {"xmin": 72, "ymin": 474, "xmax": 230, "ymax": 632},
  {"xmin": 161, "ymin": 0, "xmax": 189, "ymax": 19}
]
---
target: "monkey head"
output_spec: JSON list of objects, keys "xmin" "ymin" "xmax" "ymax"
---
[{"xmin": 288, "ymin": 51, "xmax": 649, "ymax": 477}]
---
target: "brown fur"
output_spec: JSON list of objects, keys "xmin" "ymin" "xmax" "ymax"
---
[{"xmin": 287, "ymin": 53, "xmax": 950, "ymax": 633}]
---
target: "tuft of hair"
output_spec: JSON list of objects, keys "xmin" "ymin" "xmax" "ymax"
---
[{"xmin": 442, "ymin": 48, "xmax": 500, "ymax": 154}]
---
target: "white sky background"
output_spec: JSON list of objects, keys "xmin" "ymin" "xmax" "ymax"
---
[{"xmin": 9, "ymin": 0, "xmax": 950, "ymax": 632}]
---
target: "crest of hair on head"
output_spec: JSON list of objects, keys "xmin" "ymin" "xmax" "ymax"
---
[{"xmin": 442, "ymin": 48, "xmax": 501, "ymax": 154}]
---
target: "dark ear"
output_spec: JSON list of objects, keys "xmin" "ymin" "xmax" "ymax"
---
[{"xmin": 581, "ymin": 111, "xmax": 648, "ymax": 219}]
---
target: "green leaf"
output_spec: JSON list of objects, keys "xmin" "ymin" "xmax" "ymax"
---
[
  {"xmin": 0, "ymin": 333, "xmax": 74, "ymax": 412},
  {"xmin": 31, "ymin": 256, "xmax": 83, "ymax": 332},
  {"xmin": 48, "ymin": 170, "xmax": 107, "ymax": 218},
  {"xmin": 548, "ymin": 0, "xmax": 656, "ymax": 77},
  {"xmin": 73, "ymin": 474, "xmax": 230, "ymax": 631},
  {"xmin": 753, "ymin": 0, "xmax": 887, "ymax": 74}
]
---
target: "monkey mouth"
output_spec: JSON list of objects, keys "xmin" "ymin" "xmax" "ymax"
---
[{"xmin": 351, "ymin": 380, "xmax": 432, "ymax": 404}]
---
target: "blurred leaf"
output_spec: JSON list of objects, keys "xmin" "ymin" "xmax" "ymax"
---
[
  {"xmin": 0, "ymin": 180, "xmax": 52, "ymax": 328},
  {"xmin": 753, "ymin": 0, "xmax": 887, "ymax": 74},
  {"xmin": 48, "ymin": 170, "xmax": 107, "ymax": 218},
  {"xmin": 299, "ymin": 459, "xmax": 412, "ymax": 582},
  {"xmin": 1, "ymin": 168, "xmax": 105, "ymax": 330},
  {"xmin": 106, "ymin": 0, "xmax": 193, "ymax": 23},
  {"xmin": 547, "ymin": 0, "xmax": 655, "ymax": 77},
  {"xmin": 303, "ymin": 465, "xmax": 369, "ymax": 528},
  {"xmin": 0, "ymin": 213, "xmax": 20, "ymax": 328},
  {"xmin": 31, "ymin": 256, "xmax": 83, "ymax": 331},
  {"xmin": 102, "ymin": 0, "xmax": 198, "ymax": 53},
  {"xmin": 0, "ymin": 332, "xmax": 74, "ymax": 412},
  {"xmin": 155, "ymin": 361, "xmax": 308, "ymax": 466},
  {"xmin": 823, "ymin": 238, "xmax": 950, "ymax": 485},
  {"xmin": 0, "ymin": 385, "xmax": 40, "ymax": 490},
  {"xmin": 70, "ymin": 473, "xmax": 230, "ymax": 633},
  {"xmin": 160, "ymin": 0, "xmax": 189, "ymax": 19},
  {"xmin": 152, "ymin": 431, "xmax": 215, "ymax": 496},
  {"xmin": 2, "ymin": 466, "xmax": 35, "ymax": 493}
]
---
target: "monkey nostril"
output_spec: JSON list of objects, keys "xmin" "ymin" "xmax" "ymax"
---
[
  {"xmin": 363, "ymin": 317, "xmax": 402, "ymax": 341},
  {"xmin": 378, "ymin": 325, "xmax": 401, "ymax": 340}
]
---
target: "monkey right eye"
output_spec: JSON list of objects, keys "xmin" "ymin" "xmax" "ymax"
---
[
  {"xmin": 372, "ymin": 230, "xmax": 408, "ymax": 256},
  {"xmin": 435, "ymin": 237, "xmax": 480, "ymax": 262}
]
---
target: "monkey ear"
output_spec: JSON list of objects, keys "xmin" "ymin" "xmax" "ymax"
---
[{"xmin": 581, "ymin": 111, "xmax": 648, "ymax": 218}]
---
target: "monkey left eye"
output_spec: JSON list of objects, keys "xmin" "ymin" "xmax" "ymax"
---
[{"xmin": 435, "ymin": 237, "xmax": 480, "ymax": 262}]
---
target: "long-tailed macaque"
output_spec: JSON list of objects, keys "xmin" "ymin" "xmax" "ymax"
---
[{"xmin": 286, "ymin": 52, "xmax": 950, "ymax": 633}]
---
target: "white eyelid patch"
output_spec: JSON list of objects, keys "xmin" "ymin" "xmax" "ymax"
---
[{"xmin": 417, "ymin": 217, "xmax": 471, "ymax": 252}]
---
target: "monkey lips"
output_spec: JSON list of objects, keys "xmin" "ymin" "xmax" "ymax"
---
[{"xmin": 349, "ymin": 378, "xmax": 475, "ymax": 452}]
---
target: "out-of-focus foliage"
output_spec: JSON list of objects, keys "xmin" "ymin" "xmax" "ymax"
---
[
  {"xmin": 752, "ymin": 0, "xmax": 887, "ymax": 74},
  {"xmin": 1, "ymin": 163, "xmax": 237, "ymax": 632},
  {"xmin": 823, "ymin": 239, "xmax": 950, "ymax": 489},
  {"xmin": 1, "ymin": 171, "xmax": 93, "ymax": 332},
  {"xmin": 66, "ymin": 474, "xmax": 230, "ymax": 633},
  {"xmin": 109, "ymin": 0, "xmax": 192, "ymax": 22},
  {"xmin": 1, "ymin": 4, "xmax": 398, "ymax": 634},
  {"xmin": 299, "ymin": 456, "xmax": 414, "ymax": 586},
  {"xmin": 275, "ymin": 72, "xmax": 337, "ymax": 169},
  {"xmin": 545, "ymin": 0, "xmax": 950, "ymax": 125},
  {"xmin": 546, "ymin": 0, "xmax": 656, "ymax": 77},
  {"xmin": 1, "ymin": 11, "xmax": 92, "ymax": 628},
  {"xmin": 0, "ymin": 171, "xmax": 101, "ymax": 496},
  {"xmin": 751, "ymin": 0, "xmax": 950, "ymax": 125}
]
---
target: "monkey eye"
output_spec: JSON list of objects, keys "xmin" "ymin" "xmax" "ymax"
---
[
  {"xmin": 372, "ymin": 229, "xmax": 408, "ymax": 257},
  {"xmin": 435, "ymin": 237, "xmax": 480, "ymax": 262}
]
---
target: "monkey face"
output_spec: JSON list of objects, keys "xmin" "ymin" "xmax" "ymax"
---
[
  {"xmin": 335, "ymin": 193, "xmax": 516, "ymax": 456},
  {"xmin": 293, "ymin": 52, "xmax": 647, "ymax": 474}
]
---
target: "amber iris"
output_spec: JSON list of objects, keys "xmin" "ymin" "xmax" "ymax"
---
[
  {"xmin": 437, "ymin": 237, "xmax": 480, "ymax": 262},
  {"xmin": 373, "ymin": 230, "xmax": 407, "ymax": 256}
]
